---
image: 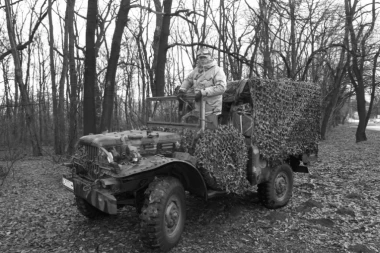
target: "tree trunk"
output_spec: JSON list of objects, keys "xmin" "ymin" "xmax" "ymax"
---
[
  {"xmin": 153, "ymin": 0, "xmax": 173, "ymax": 97},
  {"xmin": 218, "ymin": 0, "xmax": 223, "ymax": 65},
  {"xmin": 4, "ymin": 0, "xmax": 42, "ymax": 156},
  {"xmin": 365, "ymin": 47, "xmax": 380, "ymax": 127},
  {"xmin": 260, "ymin": 0, "xmax": 273, "ymax": 78},
  {"xmin": 67, "ymin": 0, "xmax": 78, "ymax": 154},
  {"xmin": 113, "ymin": 94, "xmax": 119, "ymax": 131},
  {"xmin": 355, "ymin": 85, "xmax": 367, "ymax": 142},
  {"xmin": 201, "ymin": 0, "xmax": 208, "ymax": 44},
  {"xmin": 320, "ymin": 87, "xmax": 338, "ymax": 140},
  {"xmin": 38, "ymin": 70, "xmax": 44, "ymax": 144},
  {"xmin": 83, "ymin": 0, "xmax": 98, "ymax": 135},
  {"xmin": 139, "ymin": 36, "xmax": 152, "ymax": 99},
  {"xmin": 48, "ymin": 0, "xmax": 65, "ymax": 154},
  {"xmin": 58, "ymin": 7, "xmax": 69, "ymax": 154},
  {"xmin": 289, "ymin": 0, "xmax": 296, "ymax": 79},
  {"xmin": 150, "ymin": 0, "xmax": 163, "ymax": 96},
  {"xmin": 136, "ymin": 35, "xmax": 146, "ymax": 124},
  {"xmin": 1, "ymin": 60, "xmax": 12, "ymax": 119},
  {"xmin": 344, "ymin": 0, "xmax": 376, "ymax": 143},
  {"xmin": 320, "ymin": 38, "xmax": 347, "ymax": 139},
  {"xmin": 99, "ymin": 0, "xmax": 131, "ymax": 132}
]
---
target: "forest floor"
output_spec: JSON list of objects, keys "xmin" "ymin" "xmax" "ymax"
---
[{"xmin": 0, "ymin": 123, "xmax": 380, "ymax": 253}]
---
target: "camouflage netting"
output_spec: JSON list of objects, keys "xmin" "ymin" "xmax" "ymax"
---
[
  {"xmin": 148, "ymin": 78, "xmax": 320, "ymax": 193},
  {"xmin": 149, "ymin": 125, "xmax": 251, "ymax": 194},
  {"xmin": 225, "ymin": 77, "xmax": 321, "ymax": 162},
  {"xmin": 194, "ymin": 125, "xmax": 251, "ymax": 194}
]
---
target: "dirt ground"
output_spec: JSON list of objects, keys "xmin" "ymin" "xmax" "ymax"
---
[{"xmin": 0, "ymin": 124, "xmax": 379, "ymax": 253}]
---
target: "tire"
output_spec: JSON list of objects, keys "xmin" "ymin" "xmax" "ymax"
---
[
  {"xmin": 75, "ymin": 196, "xmax": 109, "ymax": 219},
  {"xmin": 258, "ymin": 164, "xmax": 293, "ymax": 209},
  {"xmin": 140, "ymin": 177, "xmax": 186, "ymax": 252}
]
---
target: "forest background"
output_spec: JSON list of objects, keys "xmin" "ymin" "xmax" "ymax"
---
[{"xmin": 0, "ymin": 0, "xmax": 380, "ymax": 157}]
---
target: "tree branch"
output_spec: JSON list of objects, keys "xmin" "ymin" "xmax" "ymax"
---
[
  {"xmin": 166, "ymin": 42, "xmax": 251, "ymax": 65},
  {"xmin": 0, "ymin": 0, "xmax": 23, "ymax": 9},
  {"xmin": 130, "ymin": 4, "xmax": 202, "ymax": 17},
  {"xmin": 0, "ymin": 5, "xmax": 49, "ymax": 61}
]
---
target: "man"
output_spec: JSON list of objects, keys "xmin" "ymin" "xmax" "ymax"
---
[{"xmin": 178, "ymin": 47, "xmax": 227, "ymax": 127}]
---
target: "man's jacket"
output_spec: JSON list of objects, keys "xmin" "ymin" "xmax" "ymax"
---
[{"xmin": 180, "ymin": 60, "xmax": 226, "ymax": 116}]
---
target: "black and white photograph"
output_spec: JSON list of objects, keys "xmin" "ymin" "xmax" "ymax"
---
[{"xmin": 0, "ymin": 0, "xmax": 379, "ymax": 252}]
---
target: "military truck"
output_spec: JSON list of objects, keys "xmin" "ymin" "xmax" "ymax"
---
[{"xmin": 62, "ymin": 78, "xmax": 320, "ymax": 252}]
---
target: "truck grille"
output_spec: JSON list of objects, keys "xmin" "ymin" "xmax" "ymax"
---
[
  {"xmin": 75, "ymin": 144, "xmax": 102, "ymax": 180},
  {"xmin": 85, "ymin": 145, "xmax": 98, "ymax": 160}
]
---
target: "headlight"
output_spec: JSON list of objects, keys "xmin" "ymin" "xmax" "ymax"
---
[{"xmin": 130, "ymin": 151, "xmax": 141, "ymax": 163}]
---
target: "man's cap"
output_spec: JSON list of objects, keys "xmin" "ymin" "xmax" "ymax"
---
[{"xmin": 197, "ymin": 47, "xmax": 212, "ymax": 58}]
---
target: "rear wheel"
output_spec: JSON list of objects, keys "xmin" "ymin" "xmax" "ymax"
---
[
  {"xmin": 75, "ymin": 196, "xmax": 109, "ymax": 219},
  {"xmin": 258, "ymin": 164, "xmax": 293, "ymax": 209},
  {"xmin": 140, "ymin": 177, "xmax": 186, "ymax": 252}
]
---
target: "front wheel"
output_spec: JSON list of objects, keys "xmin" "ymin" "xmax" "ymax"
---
[
  {"xmin": 258, "ymin": 164, "xmax": 293, "ymax": 209},
  {"xmin": 139, "ymin": 177, "xmax": 186, "ymax": 252}
]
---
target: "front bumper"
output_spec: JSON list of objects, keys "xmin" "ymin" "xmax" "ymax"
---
[{"xmin": 62, "ymin": 175, "xmax": 117, "ymax": 215}]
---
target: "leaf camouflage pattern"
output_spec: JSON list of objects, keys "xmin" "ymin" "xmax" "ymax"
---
[
  {"xmin": 149, "ymin": 77, "xmax": 320, "ymax": 193},
  {"xmin": 150, "ymin": 125, "xmax": 250, "ymax": 194},
  {"xmin": 194, "ymin": 125, "xmax": 251, "ymax": 194},
  {"xmin": 248, "ymin": 78, "xmax": 321, "ymax": 162}
]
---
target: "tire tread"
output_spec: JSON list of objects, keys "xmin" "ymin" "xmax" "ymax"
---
[
  {"xmin": 258, "ymin": 164, "xmax": 293, "ymax": 209},
  {"xmin": 139, "ymin": 177, "xmax": 185, "ymax": 252}
]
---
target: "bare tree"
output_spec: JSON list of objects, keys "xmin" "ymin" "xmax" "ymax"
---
[
  {"xmin": 67, "ymin": 0, "xmax": 79, "ymax": 154},
  {"xmin": 48, "ymin": 0, "xmax": 66, "ymax": 154},
  {"xmin": 4, "ymin": 0, "xmax": 42, "ymax": 156},
  {"xmin": 1, "ymin": 57, "xmax": 12, "ymax": 119},
  {"xmin": 152, "ymin": 0, "xmax": 173, "ymax": 96},
  {"xmin": 344, "ymin": 0, "xmax": 379, "ymax": 142},
  {"xmin": 366, "ymin": 46, "xmax": 380, "ymax": 124},
  {"xmin": 320, "ymin": 46, "xmax": 348, "ymax": 140},
  {"xmin": 83, "ymin": 0, "xmax": 98, "ymax": 135},
  {"xmin": 150, "ymin": 0, "xmax": 163, "ymax": 95},
  {"xmin": 99, "ymin": 0, "xmax": 131, "ymax": 132},
  {"xmin": 0, "ymin": 1, "xmax": 48, "ymax": 61}
]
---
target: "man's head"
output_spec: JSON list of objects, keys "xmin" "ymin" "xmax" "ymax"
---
[{"xmin": 196, "ymin": 47, "xmax": 213, "ymax": 66}]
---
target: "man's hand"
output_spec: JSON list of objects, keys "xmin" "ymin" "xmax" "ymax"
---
[
  {"xmin": 195, "ymin": 90, "xmax": 202, "ymax": 102},
  {"xmin": 177, "ymin": 89, "xmax": 186, "ymax": 99}
]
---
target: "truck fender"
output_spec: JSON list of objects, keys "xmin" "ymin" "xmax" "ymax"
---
[
  {"xmin": 119, "ymin": 156, "xmax": 208, "ymax": 200},
  {"xmin": 150, "ymin": 160, "xmax": 208, "ymax": 200}
]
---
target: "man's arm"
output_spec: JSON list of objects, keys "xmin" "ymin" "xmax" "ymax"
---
[{"xmin": 180, "ymin": 69, "xmax": 196, "ymax": 91}]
